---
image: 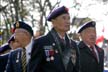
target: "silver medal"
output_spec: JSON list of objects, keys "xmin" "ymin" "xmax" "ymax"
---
[{"xmin": 50, "ymin": 56, "xmax": 54, "ymax": 61}]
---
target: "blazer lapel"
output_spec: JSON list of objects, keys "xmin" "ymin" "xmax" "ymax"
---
[
  {"xmin": 14, "ymin": 49, "xmax": 22, "ymax": 72},
  {"xmin": 47, "ymin": 30, "xmax": 66, "ymax": 72},
  {"xmin": 79, "ymin": 42, "xmax": 97, "ymax": 60},
  {"xmin": 96, "ymin": 46, "xmax": 104, "ymax": 64}
]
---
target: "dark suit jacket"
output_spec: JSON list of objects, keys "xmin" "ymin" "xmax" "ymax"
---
[
  {"xmin": 78, "ymin": 41, "xmax": 104, "ymax": 72},
  {"xmin": 28, "ymin": 28, "xmax": 79, "ymax": 72},
  {"xmin": 0, "ymin": 44, "xmax": 11, "ymax": 55},
  {"xmin": 0, "ymin": 53, "xmax": 9, "ymax": 72},
  {"xmin": 5, "ymin": 48, "xmax": 23, "ymax": 72}
]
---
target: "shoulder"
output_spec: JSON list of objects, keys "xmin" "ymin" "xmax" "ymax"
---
[
  {"xmin": 95, "ymin": 45, "xmax": 104, "ymax": 53},
  {"xmin": 9, "ymin": 48, "xmax": 22, "ymax": 56},
  {"xmin": 34, "ymin": 33, "xmax": 53, "ymax": 45},
  {"xmin": 77, "ymin": 41, "xmax": 87, "ymax": 48},
  {"xmin": 71, "ymin": 40, "xmax": 78, "ymax": 47},
  {"xmin": 0, "ymin": 53, "xmax": 9, "ymax": 59}
]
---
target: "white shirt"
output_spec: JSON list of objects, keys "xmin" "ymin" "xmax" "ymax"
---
[
  {"xmin": 87, "ymin": 44, "xmax": 99, "ymax": 62},
  {"xmin": 57, "ymin": 33, "xmax": 65, "ymax": 40},
  {"xmin": 24, "ymin": 37, "xmax": 34, "ymax": 63}
]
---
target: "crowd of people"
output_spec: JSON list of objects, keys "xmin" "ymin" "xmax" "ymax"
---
[{"xmin": 0, "ymin": 6, "xmax": 105, "ymax": 72}]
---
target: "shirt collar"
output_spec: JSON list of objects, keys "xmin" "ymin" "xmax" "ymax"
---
[
  {"xmin": 57, "ymin": 32, "xmax": 66, "ymax": 39},
  {"xmin": 25, "ymin": 37, "xmax": 34, "ymax": 54}
]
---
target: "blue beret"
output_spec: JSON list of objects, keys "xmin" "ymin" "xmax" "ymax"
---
[
  {"xmin": 77, "ymin": 21, "xmax": 96, "ymax": 33},
  {"xmin": 8, "ymin": 35, "xmax": 14, "ymax": 43},
  {"xmin": 13, "ymin": 21, "xmax": 33, "ymax": 36},
  {"xmin": 47, "ymin": 6, "xmax": 69, "ymax": 21}
]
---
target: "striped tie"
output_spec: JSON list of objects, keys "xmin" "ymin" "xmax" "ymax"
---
[
  {"xmin": 22, "ymin": 48, "xmax": 26, "ymax": 72},
  {"xmin": 90, "ymin": 46, "xmax": 98, "ymax": 61}
]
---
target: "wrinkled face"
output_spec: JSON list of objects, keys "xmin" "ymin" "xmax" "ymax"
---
[
  {"xmin": 14, "ymin": 28, "xmax": 31, "ymax": 47},
  {"xmin": 52, "ymin": 13, "xmax": 70, "ymax": 32},
  {"xmin": 80, "ymin": 27, "xmax": 96, "ymax": 46}
]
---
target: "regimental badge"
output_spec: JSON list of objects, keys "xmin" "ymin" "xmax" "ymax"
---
[
  {"xmin": 16, "ymin": 21, "xmax": 20, "ymax": 28},
  {"xmin": 44, "ymin": 45, "xmax": 55, "ymax": 61}
]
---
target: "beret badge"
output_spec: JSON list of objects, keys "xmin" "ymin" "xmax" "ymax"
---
[{"xmin": 16, "ymin": 21, "xmax": 20, "ymax": 28}]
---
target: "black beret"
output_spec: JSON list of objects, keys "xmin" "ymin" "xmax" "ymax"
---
[
  {"xmin": 77, "ymin": 21, "xmax": 96, "ymax": 33},
  {"xmin": 13, "ymin": 21, "xmax": 33, "ymax": 36},
  {"xmin": 8, "ymin": 35, "xmax": 14, "ymax": 43},
  {"xmin": 47, "ymin": 6, "xmax": 69, "ymax": 21}
]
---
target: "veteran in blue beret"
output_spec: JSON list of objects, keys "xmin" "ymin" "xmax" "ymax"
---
[
  {"xmin": 28, "ymin": 6, "xmax": 80, "ymax": 72},
  {"xmin": 76, "ymin": 21, "xmax": 104, "ymax": 72}
]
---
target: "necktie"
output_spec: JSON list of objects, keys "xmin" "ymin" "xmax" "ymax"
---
[
  {"xmin": 61, "ymin": 38, "xmax": 66, "ymax": 52},
  {"xmin": 21, "ymin": 48, "xmax": 26, "ymax": 72},
  {"xmin": 90, "ymin": 46, "xmax": 98, "ymax": 61},
  {"xmin": 61, "ymin": 38, "xmax": 66, "ymax": 45}
]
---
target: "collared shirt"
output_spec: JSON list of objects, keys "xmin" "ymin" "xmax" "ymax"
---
[
  {"xmin": 57, "ymin": 32, "xmax": 65, "ymax": 40},
  {"xmin": 24, "ymin": 37, "xmax": 34, "ymax": 63},
  {"xmin": 87, "ymin": 44, "xmax": 99, "ymax": 62},
  {"xmin": 94, "ymin": 46, "xmax": 99, "ymax": 62}
]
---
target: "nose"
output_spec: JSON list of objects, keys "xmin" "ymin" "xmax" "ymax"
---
[{"xmin": 66, "ymin": 20, "xmax": 70, "ymax": 25}]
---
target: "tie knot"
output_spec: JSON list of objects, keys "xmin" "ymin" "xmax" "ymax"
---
[
  {"xmin": 22, "ymin": 47, "xmax": 26, "ymax": 52},
  {"xmin": 90, "ymin": 46, "xmax": 94, "ymax": 49},
  {"xmin": 61, "ymin": 38, "xmax": 66, "ymax": 44}
]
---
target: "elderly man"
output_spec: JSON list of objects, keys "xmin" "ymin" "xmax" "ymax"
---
[
  {"xmin": 5, "ymin": 21, "xmax": 34, "ymax": 72},
  {"xmin": 28, "ymin": 6, "xmax": 79, "ymax": 72},
  {"xmin": 77, "ymin": 21, "xmax": 104, "ymax": 72}
]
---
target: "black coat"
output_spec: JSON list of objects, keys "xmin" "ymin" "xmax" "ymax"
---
[
  {"xmin": 28, "ymin": 28, "xmax": 79, "ymax": 72},
  {"xmin": 0, "ymin": 53, "xmax": 9, "ymax": 72},
  {"xmin": 78, "ymin": 41, "xmax": 104, "ymax": 72}
]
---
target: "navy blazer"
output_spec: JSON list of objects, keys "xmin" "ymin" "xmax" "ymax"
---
[
  {"xmin": 28, "ymin": 28, "xmax": 78, "ymax": 72},
  {"xmin": 5, "ymin": 48, "xmax": 22, "ymax": 72},
  {"xmin": 77, "ymin": 41, "xmax": 104, "ymax": 72},
  {"xmin": 0, "ymin": 53, "xmax": 9, "ymax": 72},
  {"xmin": 0, "ymin": 44, "xmax": 11, "ymax": 55}
]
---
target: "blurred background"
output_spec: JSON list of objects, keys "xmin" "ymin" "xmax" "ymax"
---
[{"xmin": 0, "ymin": 0, "xmax": 108, "ymax": 70}]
